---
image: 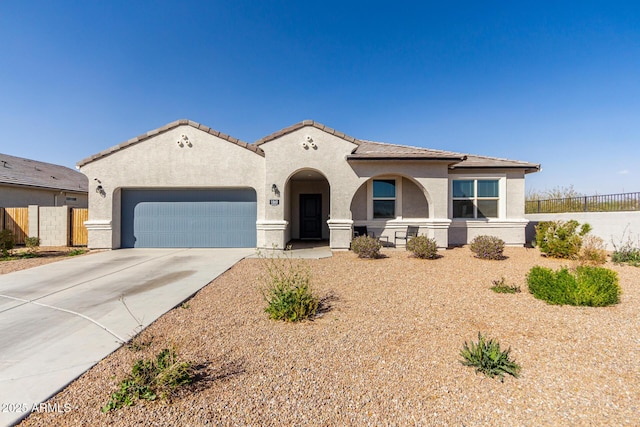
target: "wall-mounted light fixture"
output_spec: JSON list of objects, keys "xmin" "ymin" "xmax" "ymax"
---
[
  {"xmin": 95, "ymin": 184, "xmax": 106, "ymax": 197},
  {"xmin": 271, "ymin": 184, "xmax": 278, "ymax": 193}
]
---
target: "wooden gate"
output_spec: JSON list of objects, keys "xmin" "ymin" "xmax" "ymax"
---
[
  {"xmin": 70, "ymin": 208, "xmax": 88, "ymax": 246},
  {"xmin": 3, "ymin": 208, "xmax": 29, "ymax": 245}
]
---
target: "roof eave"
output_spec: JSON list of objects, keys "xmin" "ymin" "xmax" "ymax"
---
[
  {"xmin": 347, "ymin": 156, "xmax": 467, "ymax": 162},
  {"xmin": 450, "ymin": 165, "xmax": 541, "ymax": 174}
]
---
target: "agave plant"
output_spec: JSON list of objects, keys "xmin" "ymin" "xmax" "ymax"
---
[{"xmin": 460, "ymin": 332, "xmax": 521, "ymax": 381}]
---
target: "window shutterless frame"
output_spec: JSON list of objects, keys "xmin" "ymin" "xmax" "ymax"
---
[
  {"xmin": 372, "ymin": 179, "xmax": 396, "ymax": 219},
  {"xmin": 452, "ymin": 179, "xmax": 499, "ymax": 219}
]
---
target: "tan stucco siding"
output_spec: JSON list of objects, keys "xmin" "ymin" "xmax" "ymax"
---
[
  {"xmin": 349, "ymin": 184, "xmax": 367, "ymax": 221},
  {"xmin": 260, "ymin": 127, "xmax": 361, "ymax": 222},
  {"xmin": 348, "ymin": 161, "xmax": 450, "ymax": 218},
  {"xmin": 402, "ymin": 177, "xmax": 429, "ymax": 218},
  {"xmin": 80, "ymin": 125, "xmax": 265, "ymax": 248}
]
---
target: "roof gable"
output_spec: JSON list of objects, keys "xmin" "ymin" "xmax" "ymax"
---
[
  {"xmin": 0, "ymin": 153, "xmax": 88, "ymax": 193},
  {"xmin": 77, "ymin": 119, "xmax": 264, "ymax": 167},
  {"xmin": 254, "ymin": 120, "xmax": 360, "ymax": 146}
]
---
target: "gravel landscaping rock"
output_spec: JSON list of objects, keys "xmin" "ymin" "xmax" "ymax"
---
[{"xmin": 19, "ymin": 247, "xmax": 640, "ymax": 426}]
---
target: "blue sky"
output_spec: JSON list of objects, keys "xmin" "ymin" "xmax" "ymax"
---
[{"xmin": 1, "ymin": 1, "xmax": 638, "ymax": 195}]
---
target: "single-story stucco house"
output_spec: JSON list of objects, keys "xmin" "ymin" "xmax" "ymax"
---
[
  {"xmin": 0, "ymin": 153, "xmax": 88, "ymax": 208},
  {"xmin": 77, "ymin": 119, "xmax": 539, "ymax": 250}
]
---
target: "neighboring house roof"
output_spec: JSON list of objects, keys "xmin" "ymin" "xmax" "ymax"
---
[
  {"xmin": 0, "ymin": 153, "xmax": 88, "ymax": 192},
  {"xmin": 77, "ymin": 119, "xmax": 540, "ymax": 172},
  {"xmin": 77, "ymin": 119, "xmax": 264, "ymax": 167}
]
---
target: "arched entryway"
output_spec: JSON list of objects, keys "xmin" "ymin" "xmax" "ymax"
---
[
  {"xmin": 285, "ymin": 169, "xmax": 331, "ymax": 241},
  {"xmin": 348, "ymin": 174, "xmax": 431, "ymax": 243}
]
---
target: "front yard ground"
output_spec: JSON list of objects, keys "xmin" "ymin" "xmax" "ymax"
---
[{"xmin": 20, "ymin": 247, "xmax": 640, "ymax": 426}]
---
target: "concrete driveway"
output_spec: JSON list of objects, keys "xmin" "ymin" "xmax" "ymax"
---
[{"xmin": 0, "ymin": 248, "xmax": 253, "ymax": 426}]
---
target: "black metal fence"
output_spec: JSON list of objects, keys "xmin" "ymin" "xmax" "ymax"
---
[{"xmin": 526, "ymin": 192, "xmax": 640, "ymax": 214}]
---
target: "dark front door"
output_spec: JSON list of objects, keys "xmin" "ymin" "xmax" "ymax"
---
[{"xmin": 300, "ymin": 194, "xmax": 322, "ymax": 239}]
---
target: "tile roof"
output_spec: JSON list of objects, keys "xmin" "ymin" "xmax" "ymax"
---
[
  {"xmin": 0, "ymin": 153, "xmax": 88, "ymax": 193},
  {"xmin": 76, "ymin": 119, "xmax": 264, "ymax": 167},
  {"xmin": 349, "ymin": 140, "xmax": 467, "ymax": 161},
  {"xmin": 254, "ymin": 120, "xmax": 360, "ymax": 145},
  {"xmin": 450, "ymin": 153, "xmax": 540, "ymax": 173},
  {"xmin": 350, "ymin": 140, "xmax": 540, "ymax": 172},
  {"xmin": 77, "ymin": 119, "xmax": 539, "ymax": 172}
]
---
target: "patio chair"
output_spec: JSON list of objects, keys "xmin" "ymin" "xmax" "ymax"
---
[
  {"xmin": 353, "ymin": 226, "xmax": 389, "ymax": 245},
  {"xmin": 353, "ymin": 226, "xmax": 371, "ymax": 238},
  {"xmin": 394, "ymin": 225, "xmax": 419, "ymax": 247}
]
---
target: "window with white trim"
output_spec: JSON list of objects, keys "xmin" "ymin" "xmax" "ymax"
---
[
  {"xmin": 373, "ymin": 179, "xmax": 396, "ymax": 218},
  {"xmin": 452, "ymin": 179, "xmax": 499, "ymax": 218}
]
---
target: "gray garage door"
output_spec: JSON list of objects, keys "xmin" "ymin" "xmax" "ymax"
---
[{"xmin": 121, "ymin": 189, "xmax": 257, "ymax": 248}]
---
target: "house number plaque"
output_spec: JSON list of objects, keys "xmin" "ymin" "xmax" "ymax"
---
[{"xmin": 269, "ymin": 199, "xmax": 280, "ymax": 206}]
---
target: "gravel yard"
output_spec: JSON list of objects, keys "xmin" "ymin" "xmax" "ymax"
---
[
  {"xmin": 19, "ymin": 247, "xmax": 640, "ymax": 426},
  {"xmin": 0, "ymin": 247, "xmax": 89, "ymax": 275}
]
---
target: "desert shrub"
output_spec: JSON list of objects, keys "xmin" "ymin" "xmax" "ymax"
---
[
  {"xmin": 535, "ymin": 220, "xmax": 592, "ymax": 259},
  {"xmin": 351, "ymin": 235, "xmax": 381, "ymax": 259},
  {"xmin": 102, "ymin": 348, "xmax": 193, "ymax": 412},
  {"xmin": 527, "ymin": 265, "xmax": 620, "ymax": 307},
  {"xmin": 260, "ymin": 250, "xmax": 318, "ymax": 322},
  {"xmin": 68, "ymin": 248, "xmax": 87, "ymax": 256},
  {"xmin": 25, "ymin": 236, "xmax": 40, "ymax": 256},
  {"xmin": 0, "ymin": 229, "xmax": 14, "ymax": 257},
  {"xmin": 460, "ymin": 332, "xmax": 521, "ymax": 381},
  {"xmin": 469, "ymin": 235, "xmax": 505, "ymax": 260},
  {"xmin": 611, "ymin": 229, "xmax": 640, "ymax": 267},
  {"xmin": 578, "ymin": 235, "xmax": 607, "ymax": 265},
  {"xmin": 490, "ymin": 277, "xmax": 521, "ymax": 294},
  {"xmin": 407, "ymin": 235, "xmax": 438, "ymax": 259}
]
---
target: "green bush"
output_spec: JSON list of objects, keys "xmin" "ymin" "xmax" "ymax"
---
[
  {"xmin": 102, "ymin": 348, "xmax": 193, "ymax": 412},
  {"xmin": 260, "ymin": 251, "xmax": 318, "ymax": 322},
  {"xmin": 527, "ymin": 265, "xmax": 620, "ymax": 307},
  {"xmin": 469, "ymin": 235, "xmax": 505, "ymax": 260},
  {"xmin": 406, "ymin": 235, "xmax": 439, "ymax": 259},
  {"xmin": 0, "ymin": 229, "xmax": 14, "ymax": 257},
  {"xmin": 535, "ymin": 220, "xmax": 592, "ymax": 259},
  {"xmin": 351, "ymin": 235, "xmax": 382, "ymax": 259},
  {"xmin": 460, "ymin": 332, "xmax": 521, "ymax": 381},
  {"xmin": 490, "ymin": 277, "xmax": 521, "ymax": 294}
]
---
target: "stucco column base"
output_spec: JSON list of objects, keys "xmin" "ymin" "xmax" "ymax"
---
[
  {"xmin": 256, "ymin": 220, "xmax": 288, "ymax": 250},
  {"xmin": 85, "ymin": 220, "xmax": 113, "ymax": 249},
  {"xmin": 327, "ymin": 219, "xmax": 353, "ymax": 250}
]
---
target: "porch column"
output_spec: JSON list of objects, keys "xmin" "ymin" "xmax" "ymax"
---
[
  {"xmin": 327, "ymin": 219, "xmax": 353, "ymax": 250},
  {"xmin": 256, "ymin": 220, "xmax": 288, "ymax": 249}
]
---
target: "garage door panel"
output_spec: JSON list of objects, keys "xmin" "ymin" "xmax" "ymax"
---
[{"xmin": 122, "ymin": 189, "xmax": 257, "ymax": 248}]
